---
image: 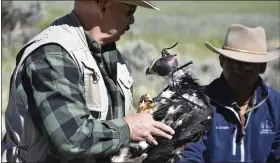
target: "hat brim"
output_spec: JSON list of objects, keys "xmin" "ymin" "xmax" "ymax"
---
[
  {"xmin": 116, "ymin": 0, "xmax": 159, "ymax": 10},
  {"xmin": 205, "ymin": 42, "xmax": 280, "ymax": 63}
]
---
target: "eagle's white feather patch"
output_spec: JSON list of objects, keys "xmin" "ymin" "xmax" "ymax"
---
[
  {"xmin": 189, "ymin": 95, "xmax": 196, "ymax": 102},
  {"xmin": 175, "ymin": 105, "xmax": 183, "ymax": 112},
  {"xmin": 159, "ymin": 99, "xmax": 168, "ymax": 105},
  {"xmin": 193, "ymin": 99, "xmax": 203, "ymax": 106},
  {"xmin": 139, "ymin": 141, "xmax": 149, "ymax": 150},
  {"xmin": 160, "ymin": 90, "xmax": 174, "ymax": 98},
  {"xmin": 167, "ymin": 106, "xmax": 176, "ymax": 114},
  {"xmin": 175, "ymin": 120, "xmax": 183, "ymax": 127},
  {"xmin": 182, "ymin": 94, "xmax": 190, "ymax": 99},
  {"xmin": 111, "ymin": 148, "xmax": 129, "ymax": 162}
]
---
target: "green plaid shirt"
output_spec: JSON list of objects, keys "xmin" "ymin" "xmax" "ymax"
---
[{"xmin": 18, "ymin": 43, "xmax": 130, "ymax": 160}]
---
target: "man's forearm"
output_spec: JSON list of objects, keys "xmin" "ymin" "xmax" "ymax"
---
[{"xmin": 50, "ymin": 117, "xmax": 130, "ymax": 159}]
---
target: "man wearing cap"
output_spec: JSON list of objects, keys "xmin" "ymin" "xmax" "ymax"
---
[
  {"xmin": 1, "ymin": 1, "xmax": 175, "ymax": 162},
  {"xmin": 176, "ymin": 24, "xmax": 280, "ymax": 162}
]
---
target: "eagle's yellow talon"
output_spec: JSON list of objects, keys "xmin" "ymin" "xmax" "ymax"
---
[{"xmin": 138, "ymin": 94, "xmax": 154, "ymax": 113}]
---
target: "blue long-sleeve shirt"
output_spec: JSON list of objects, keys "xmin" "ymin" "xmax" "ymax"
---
[{"xmin": 176, "ymin": 75, "xmax": 280, "ymax": 162}]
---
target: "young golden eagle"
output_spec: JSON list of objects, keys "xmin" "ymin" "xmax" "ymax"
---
[{"xmin": 111, "ymin": 65, "xmax": 213, "ymax": 163}]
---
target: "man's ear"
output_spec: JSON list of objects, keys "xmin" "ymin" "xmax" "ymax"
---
[
  {"xmin": 219, "ymin": 55, "xmax": 224, "ymax": 68},
  {"xmin": 259, "ymin": 63, "xmax": 267, "ymax": 74},
  {"xmin": 100, "ymin": 2, "xmax": 107, "ymax": 14},
  {"xmin": 98, "ymin": 0, "xmax": 112, "ymax": 15}
]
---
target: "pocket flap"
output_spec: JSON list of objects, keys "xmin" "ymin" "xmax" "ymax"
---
[{"xmin": 117, "ymin": 63, "xmax": 133, "ymax": 89}]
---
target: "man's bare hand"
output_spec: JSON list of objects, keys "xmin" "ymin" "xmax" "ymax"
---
[{"xmin": 123, "ymin": 113, "xmax": 175, "ymax": 145}]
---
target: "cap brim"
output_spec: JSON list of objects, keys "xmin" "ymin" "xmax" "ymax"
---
[
  {"xmin": 116, "ymin": 0, "xmax": 160, "ymax": 10},
  {"xmin": 205, "ymin": 42, "xmax": 280, "ymax": 63}
]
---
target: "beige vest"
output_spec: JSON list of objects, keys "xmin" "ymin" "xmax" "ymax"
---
[{"xmin": 2, "ymin": 12, "xmax": 133, "ymax": 162}]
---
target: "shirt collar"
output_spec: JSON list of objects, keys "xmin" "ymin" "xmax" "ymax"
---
[
  {"xmin": 84, "ymin": 31, "xmax": 101, "ymax": 53},
  {"xmin": 230, "ymin": 90, "xmax": 257, "ymax": 112}
]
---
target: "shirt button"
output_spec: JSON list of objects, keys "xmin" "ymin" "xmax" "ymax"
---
[
  {"xmin": 92, "ymin": 42, "xmax": 98, "ymax": 48},
  {"xmin": 92, "ymin": 42, "xmax": 101, "ymax": 52}
]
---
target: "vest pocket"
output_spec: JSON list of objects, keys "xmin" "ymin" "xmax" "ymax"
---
[{"xmin": 81, "ymin": 62, "xmax": 102, "ymax": 115}]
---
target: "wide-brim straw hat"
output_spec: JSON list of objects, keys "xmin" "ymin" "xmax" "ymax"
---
[
  {"xmin": 116, "ymin": 0, "xmax": 159, "ymax": 10},
  {"xmin": 205, "ymin": 24, "xmax": 280, "ymax": 63}
]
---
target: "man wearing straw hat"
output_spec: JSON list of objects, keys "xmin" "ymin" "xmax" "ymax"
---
[
  {"xmin": 176, "ymin": 24, "xmax": 280, "ymax": 162},
  {"xmin": 1, "ymin": 1, "xmax": 175, "ymax": 162}
]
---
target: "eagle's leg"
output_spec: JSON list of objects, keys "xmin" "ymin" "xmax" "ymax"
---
[{"xmin": 171, "ymin": 73, "xmax": 175, "ymax": 88}]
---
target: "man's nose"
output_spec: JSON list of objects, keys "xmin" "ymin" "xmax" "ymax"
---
[
  {"xmin": 228, "ymin": 61, "xmax": 245, "ymax": 72},
  {"xmin": 129, "ymin": 16, "xmax": 135, "ymax": 24}
]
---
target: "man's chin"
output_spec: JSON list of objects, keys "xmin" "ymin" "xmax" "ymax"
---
[
  {"xmin": 110, "ymin": 30, "xmax": 126, "ymax": 42},
  {"xmin": 112, "ymin": 35, "xmax": 121, "ymax": 42},
  {"xmin": 118, "ymin": 31, "xmax": 126, "ymax": 38},
  {"xmin": 125, "ymin": 25, "xmax": 130, "ymax": 31},
  {"xmin": 116, "ymin": 36, "xmax": 121, "ymax": 41},
  {"xmin": 232, "ymin": 82, "xmax": 253, "ymax": 92}
]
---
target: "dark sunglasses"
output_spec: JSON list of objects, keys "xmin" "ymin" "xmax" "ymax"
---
[{"xmin": 126, "ymin": 5, "xmax": 137, "ymax": 17}]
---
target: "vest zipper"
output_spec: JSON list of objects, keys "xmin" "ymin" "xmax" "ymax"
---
[{"xmin": 240, "ymin": 93, "xmax": 268, "ymax": 162}]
